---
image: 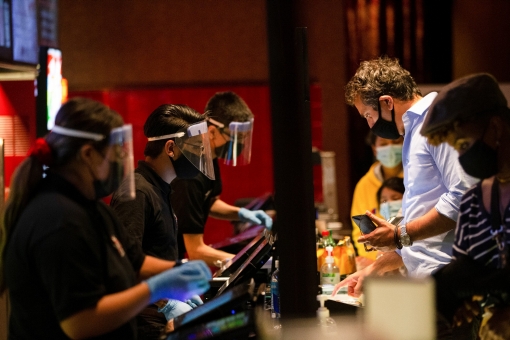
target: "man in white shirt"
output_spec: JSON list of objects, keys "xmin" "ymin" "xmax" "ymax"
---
[{"xmin": 333, "ymin": 57, "xmax": 476, "ymax": 296}]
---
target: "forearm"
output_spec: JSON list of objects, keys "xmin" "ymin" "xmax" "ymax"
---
[
  {"xmin": 406, "ymin": 208, "xmax": 456, "ymax": 242},
  {"xmin": 367, "ymin": 251, "xmax": 404, "ymax": 276},
  {"xmin": 60, "ymin": 283, "xmax": 151, "ymax": 339},
  {"xmin": 187, "ymin": 244, "xmax": 234, "ymax": 267},
  {"xmin": 209, "ymin": 199, "xmax": 240, "ymax": 221},
  {"xmin": 138, "ymin": 255, "xmax": 175, "ymax": 281},
  {"xmin": 183, "ymin": 233, "xmax": 234, "ymax": 266}
]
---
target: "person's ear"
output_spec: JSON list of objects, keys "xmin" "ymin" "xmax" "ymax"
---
[
  {"xmin": 490, "ymin": 116, "xmax": 504, "ymax": 145},
  {"xmin": 79, "ymin": 143, "xmax": 95, "ymax": 164},
  {"xmin": 165, "ymin": 140, "xmax": 176, "ymax": 158},
  {"xmin": 379, "ymin": 95, "xmax": 394, "ymax": 110},
  {"xmin": 208, "ymin": 125, "xmax": 217, "ymax": 140}
]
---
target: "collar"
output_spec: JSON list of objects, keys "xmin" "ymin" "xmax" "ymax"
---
[
  {"xmin": 136, "ymin": 160, "xmax": 171, "ymax": 196},
  {"xmin": 405, "ymin": 92, "xmax": 438, "ymax": 117}
]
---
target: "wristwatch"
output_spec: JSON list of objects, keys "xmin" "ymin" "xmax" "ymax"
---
[{"xmin": 399, "ymin": 224, "xmax": 413, "ymax": 247}]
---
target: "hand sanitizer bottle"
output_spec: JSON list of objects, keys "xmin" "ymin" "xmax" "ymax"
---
[
  {"xmin": 316, "ymin": 294, "xmax": 338, "ymax": 335},
  {"xmin": 320, "ymin": 246, "xmax": 340, "ymax": 291}
]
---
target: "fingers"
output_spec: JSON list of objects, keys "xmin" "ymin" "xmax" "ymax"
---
[
  {"xmin": 365, "ymin": 210, "xmax": 387, "ymax": 225},
  {"xmin": 185, "ymin": 260, "xmax": 212, "ymax": 280},
  {"xmin": 255, "ymin": 211, "xmax": 273, "ymax": 229},
  {"xmin": 332, "ymin": 275, "xmax": 357, "ymax": 295},
  {"xmin": 351, "ymin": 275, "xmax": 364, "ymax": 298}
]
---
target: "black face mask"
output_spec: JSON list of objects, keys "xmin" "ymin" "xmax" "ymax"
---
[
  {"xmin": 170, "ymin": 155, "xmax": 200, "ymax": 179},
  {"xmin": 94, "ymin": 161, "xmax": 123, "ymax": 199},
  {"xmin": 458, "ymin": 139, "xmax": 498, "ymax": 179},
  {"xmin": 215, "ymin": 141, "xmax": 244, "ymax": 160},
  {"xmin": 371, "ymin": 101, "xmax": 401, "ymax": 140}
]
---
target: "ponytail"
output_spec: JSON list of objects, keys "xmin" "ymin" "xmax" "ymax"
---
[{"xmin": 0, "ymin": 138, "xmax": 53, "ymax": 291}]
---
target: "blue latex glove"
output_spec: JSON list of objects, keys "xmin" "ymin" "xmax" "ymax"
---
[
  {"xmin": 158, "ymin": 299, "xmax": 193, "ymax": 321},
  {"xmin": 238, "ymin": 208, "xmax": 273, "ymax": 229},
  {"xmin": 185, "ymin": 294, "xmax": 204, "ymax": 309},
  {"xmin": 145, "ymin": 260, "xmax": 211, "ymax": 304}
]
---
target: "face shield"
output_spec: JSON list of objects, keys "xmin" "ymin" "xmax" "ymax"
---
[
  {"xmin": 208, "ymin": 118, "xmax": 253, "ymax": 166},
  {"xmin": 147, "ymin": 121, "xmax": 215, "ymax": 180},
  {"xmin": 51, "ymin": 124, "xmax": 136, "ymax": 200}
]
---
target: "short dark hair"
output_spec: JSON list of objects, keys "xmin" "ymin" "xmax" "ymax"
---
[
  {"xmin": 376, "ymin": 177, "xmax": 405, "ymax": 203},
  {"xmin": 205, "ymin": 91, "xmax": 253, "ymax": 126},
  {"xmin": 143, "ymin": 104, "xmax": 204, "ymax": 158},
  {"xmin": 345, "ymin": 56, "xmax": 422, "ymax": 109}
]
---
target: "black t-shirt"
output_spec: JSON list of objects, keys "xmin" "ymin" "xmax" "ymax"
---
[
  {"xmin": 171, "ymin": 158, "xmax": 222, "ymax": 258},
  {"xmin": 5, "ymin": 174, "xmax": 145, "ymax": 340},
  {"xmin": 110, "ymin": 161, "xmax": 178, "ymax": 261}
]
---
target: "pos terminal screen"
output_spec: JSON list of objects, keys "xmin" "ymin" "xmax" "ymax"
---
[{"xmin": 172, "ymin": 283, "xmax": 251, "ymax": 330}]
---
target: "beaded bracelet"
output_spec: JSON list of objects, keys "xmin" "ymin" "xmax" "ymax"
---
[{"xmin": 394, "ymin": 226, "xmax": 403, "ymax": 250}]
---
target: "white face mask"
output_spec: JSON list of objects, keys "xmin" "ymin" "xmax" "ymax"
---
[
  {"xmin": 376, "ymin": 144, "xmax": 403, "ymax": 168},
  {"xmin": 379, "ymin": 200, "xmax": 402, "ymax": 220}
]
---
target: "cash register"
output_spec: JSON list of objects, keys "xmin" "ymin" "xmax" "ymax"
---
[{"xmin": 163, "ymin": 231, "xmax": 276, "ymax": 339}]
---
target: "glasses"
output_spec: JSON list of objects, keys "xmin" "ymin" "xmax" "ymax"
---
[{"xmin": 363, "ymin": 112, "xmax": 372, "ymax": 119}]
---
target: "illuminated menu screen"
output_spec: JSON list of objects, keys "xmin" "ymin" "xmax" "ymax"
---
[
  {"xmin": 12, "ymin": 0, "xmax": 38, "ymax": 64},
  {"xmin": 46, "ymin": 48, "xmax": 62, "ymax": 130}
]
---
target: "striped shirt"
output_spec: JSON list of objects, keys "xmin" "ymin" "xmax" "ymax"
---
[{"xmin": 453, "ymin": 182, "xmax": 510, "ymax": 268}]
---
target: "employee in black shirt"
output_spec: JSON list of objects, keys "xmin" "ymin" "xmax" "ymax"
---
[
  {"xmin": 172, "ymin": 92, "xmax": 273, "ymax": 266},
  {"xmin": 0, "ymin": 98, "xmax": 211, "ymax": 339},
  {"xmin": 110, "ymin": 104, "xmax": 216, "ymax": 338}
]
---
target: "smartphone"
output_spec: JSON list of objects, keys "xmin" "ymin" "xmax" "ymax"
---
[
  {"xmin": 352, "ymin": 214, "xmax": 377, "ymax": 235},
  {"xmin": 387, "ymin": 216, "xmax": 404, "ymax": 226}
]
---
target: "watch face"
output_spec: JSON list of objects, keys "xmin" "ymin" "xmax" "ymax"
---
[{"xmin": 401, "ymin": 234, "xmax": 411, "ymax": 246}]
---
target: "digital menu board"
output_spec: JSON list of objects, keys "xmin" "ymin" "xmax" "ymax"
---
[{"xmin": 12, "ymin": 0, "xmax": 38, "ymax": 65}]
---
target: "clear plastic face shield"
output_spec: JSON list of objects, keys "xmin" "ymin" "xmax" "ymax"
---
[
  {"xmin": 208, "ymin": 118, "xmax": 254, "ymax": 166},
  {"xmin": 51, "ymin": 124, "xmax": 136, "ymax": 200},
  {"xmin": 147, "ymin": 121, "xmax": 215, "ymax": 180}
]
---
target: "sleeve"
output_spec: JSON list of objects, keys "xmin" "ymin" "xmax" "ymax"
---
[
  {"xmin": 171, "ymin": 178, "xmax": 206, "ymax": 235},
  {"xmin": 429, "ymin": 142, "xmax": 478, "ymax": 222},
  {"xmin": 110, "ymin": 188, "xmax": 152, "ymax": 249},
  {"xmin": 34, "ymin": 218, "xmax": 106, "ymax": 321},
  {"xmin": 102, "ymin": 203, "xmax": 146, "ymax": 273},
  {"xmin": 451, "ymin": 189, "xmax": 475, "ymax": 260}
]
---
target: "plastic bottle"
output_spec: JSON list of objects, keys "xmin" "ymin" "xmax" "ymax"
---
[
  {"xmin": 316, "ymin": 294, "xmax": 338, "ymax": 335},
  {"xmin": 320, "ymin": 246, "xmax": 340, "ymax": 288},
  {"xmin": 271, "ymin": 260, "xmax": 280, "ymax": 319}
]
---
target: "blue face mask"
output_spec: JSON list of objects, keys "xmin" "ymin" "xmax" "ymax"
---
[
  {"xmin": 376, "ymin": 144, "xmax": 403, "ymax": 168},
  {"xmin": 379, "ymin": 200, "xmax": 402, "ymax": 220}
]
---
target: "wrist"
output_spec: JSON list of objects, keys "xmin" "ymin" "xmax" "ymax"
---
[
  {"xmin": 399, "ymin": 223, "xmax": 413, "ymax": 247},
  {"xmin": 394, "ymin": 226, "xmax": 403, "ymax": 249},
  {"xmin": 174, "ymin": 258, "xmax": 189, "ymax": 267}
]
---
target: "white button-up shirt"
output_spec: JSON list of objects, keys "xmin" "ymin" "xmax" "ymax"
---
[{"xmin": 399, "ymin": 92, "xmax": 477, "ymax": 278}]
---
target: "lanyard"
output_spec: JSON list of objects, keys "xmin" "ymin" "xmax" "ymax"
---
[{"xmin": 490, "ymin": 178, "xmax": 508, "ymax": 269}]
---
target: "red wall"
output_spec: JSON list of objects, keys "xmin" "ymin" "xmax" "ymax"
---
[
  {"xmin": 70, "ymin": 85, "xmax": 275, "ymax": 244},
  {"xmin": 71, "ymin": 84, "xmax": 323, "ymax": 245},
  {"xmin": 0, "ymin": 82, "xmax": 322, "ymax": 246},
  {"xmin": 0, "ymin": 81, "xmax": 36, "ymax": 199}
]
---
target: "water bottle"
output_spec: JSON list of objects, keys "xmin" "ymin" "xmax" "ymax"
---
[{"xmin": 271, "ymin": 260, "xmax": 280, "ymax": 319}]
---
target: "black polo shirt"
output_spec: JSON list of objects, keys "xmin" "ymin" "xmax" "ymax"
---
[
  {"xmin": 111, "ymin": 161, "xmax": 178, "ymax": 261},
  {"xmin": 171, "ymin": 158, "xmax": 223, "ymax": 258},
  {"xmin": 5, "ymin": 174, "xmax": 144, "ymax": 340}
]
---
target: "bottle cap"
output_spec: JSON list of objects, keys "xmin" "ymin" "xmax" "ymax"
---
[{"xmin": 321, "ymin": 230, "xmax": 329, "ymax": 237}]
